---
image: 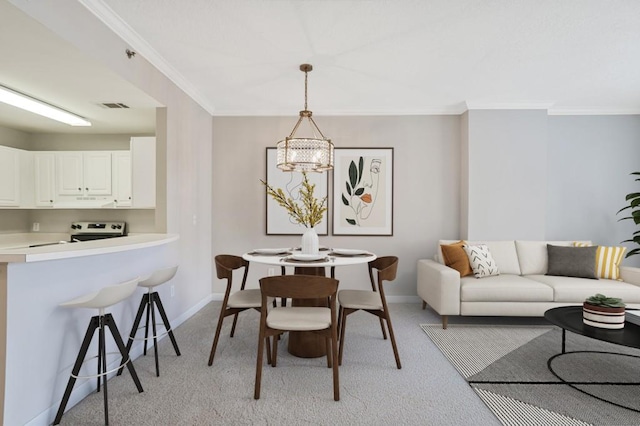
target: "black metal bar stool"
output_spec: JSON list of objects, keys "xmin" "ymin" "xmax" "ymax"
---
[
  {"xmin": 54, "ymin": 277, "xmax": 144, "ymax": 425},
  {"xmin": 118, "ymin": 265, "xmax": 181, "ymax": 377}
]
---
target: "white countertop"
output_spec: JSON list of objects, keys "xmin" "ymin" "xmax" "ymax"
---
[{"xmin": 0, "ymin": 233, "xmax": 179, "ymax": 263}]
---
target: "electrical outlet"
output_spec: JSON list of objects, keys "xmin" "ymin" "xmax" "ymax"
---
[
  {"xmin": 32, "ymin": 222, "xmax": 39, "ymax": 232},
  {"xmin": 170, "ymin": 285, "xmax": 175, "ymax": 297}
]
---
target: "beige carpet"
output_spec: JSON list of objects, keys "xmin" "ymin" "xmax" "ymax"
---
[{"xmin": 55, "ymin": 302, "xmax": 499, "ymax": 425}]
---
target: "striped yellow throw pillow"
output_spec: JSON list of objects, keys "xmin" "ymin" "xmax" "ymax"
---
[{"xmin": 573, "ymin": 242, "xmax": 626, "ymax": 280}]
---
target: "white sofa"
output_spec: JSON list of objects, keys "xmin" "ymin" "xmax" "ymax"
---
[{"xmin": 417, "ymin": 240, "xmax": 640, "ymax": 328}]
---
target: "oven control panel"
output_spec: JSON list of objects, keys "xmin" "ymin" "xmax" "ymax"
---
[{"xmin": 70, "ymin": 221, "xmax": 127, "ymax": 235}]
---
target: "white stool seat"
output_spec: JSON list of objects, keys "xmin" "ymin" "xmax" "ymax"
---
[
  {"xmin": 138, "ymin": 265, "xmax": 178, "ymax": 289},
  {"xmin": 60, "ymin": 278, "xmax": 139, "ymax": 310}
]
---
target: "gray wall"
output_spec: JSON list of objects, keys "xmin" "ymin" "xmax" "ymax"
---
[
  {"xmin": 547, "ymin": 115, "xmax": 640, "ymax": 267},
  {"xmin": 465, "ymin": 110, "xmax": 549, "ymax": 240},
  {"xmin": 212, "ymin": 115, "xmax": 461, "ymax": 298}
]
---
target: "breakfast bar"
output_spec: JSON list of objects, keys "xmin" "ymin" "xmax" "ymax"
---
[{"xmin": 0, "ymin": 233, "xmax": 179, "ymax": 426}]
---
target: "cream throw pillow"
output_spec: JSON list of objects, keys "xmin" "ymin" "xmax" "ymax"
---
[
  {"xmin": 462, "ymin": 244, "xmax": 500, "ymax": 278},
  {"xmin": 573, "ymin": 242, "xmax": 626, "ymax": 280}
]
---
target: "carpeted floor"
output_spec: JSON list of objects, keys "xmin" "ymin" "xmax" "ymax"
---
[
  {"xmin": 55, "ymin": 302, "xmax": 500, "ymax": 425},
  {"xmin": 421, "ymin": 324, "xmax": 640, "ymax": 426}
]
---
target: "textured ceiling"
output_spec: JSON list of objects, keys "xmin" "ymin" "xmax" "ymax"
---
[{"xmin": 87, "ymin": 0, "xmax": 640, "ymax": 116}]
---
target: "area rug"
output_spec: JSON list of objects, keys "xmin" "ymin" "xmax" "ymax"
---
[{"xmin": 421, "ymin": 324, "xmax": 640, "ymax": 426}]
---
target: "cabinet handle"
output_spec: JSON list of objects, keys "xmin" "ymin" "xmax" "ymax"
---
[
  {"xmin": 78, "ymin": 188, "xmax": 81, "ymax": 191},
  {"xmin": 49, "ymin": 200, "xmax": 53, "ymax": 203},
  {"xmin": 85, "ymin": 187, "xmax": 88, "ymax": 191}
]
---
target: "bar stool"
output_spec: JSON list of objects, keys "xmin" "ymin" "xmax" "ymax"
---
[
  {"xmin": 54, "ymin": 277, "xmax": 144, "ymax": 425},
  {"xmin": 118, "ymin": 266, "xmax": 181, "ymax": 377}
]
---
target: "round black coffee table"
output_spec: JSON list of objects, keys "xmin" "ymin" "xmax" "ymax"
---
[
  {"xmin": 545, "ymin": 306, "xmax": 640, "ymax": 353},
  {"xmin": 544, "ymin": 306, "xmax": 640, "ymax": 412}
]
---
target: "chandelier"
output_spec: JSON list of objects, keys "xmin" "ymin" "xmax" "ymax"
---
[{"xmin": 276, "ymin": 64, "xmax": 334, "ymax": 172}]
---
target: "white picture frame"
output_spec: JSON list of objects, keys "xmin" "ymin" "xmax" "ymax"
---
[
  {"xmin": 264, "ymin": 147, "xmax": 329, "ymax": 235},
  {"xmin": 332, "ymin": 147, "xmax": 393, "ymax": 236}
]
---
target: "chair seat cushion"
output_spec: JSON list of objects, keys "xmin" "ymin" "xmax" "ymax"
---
[
  {"xmin": 267, "ymin": 307, "xmax": 331, "ymax": 331},
  {"xmin": 227, "ymin": 289, "xmax": 262, "ymax": 308},
  {"xmin": 338, "ymin": 290, "xmax": 383, "ymax": 310}
]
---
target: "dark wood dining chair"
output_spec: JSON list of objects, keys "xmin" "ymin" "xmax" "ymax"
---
[
  {"xmin": 254, "ymin": 274, "xmax": 340, "ymax": 401},
  {"xmin": 208, "ymin": 254, "xmax": 271, "ymax": 366},
  {"xmin": 337, "ymin": 256, "xmax": 401, "ymax": 369}
]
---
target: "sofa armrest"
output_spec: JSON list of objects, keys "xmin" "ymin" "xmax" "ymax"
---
[
  {"xmin": 417, "ymin": 259, "xmax": 461, "ymax": 316},
  {"xmin": 621, "ymin": 266, "xmax": 640, "ymax": 287}
]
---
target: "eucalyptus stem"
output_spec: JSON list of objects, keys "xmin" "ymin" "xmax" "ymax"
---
[{"xmin": 261, "ymin": 172, "xmax": 327, "ymax": 228}]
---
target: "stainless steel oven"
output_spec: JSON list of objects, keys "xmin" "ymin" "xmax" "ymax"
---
[{"xmin": 70, "ymin": 221, "xmax": 127, "ymax": 242}]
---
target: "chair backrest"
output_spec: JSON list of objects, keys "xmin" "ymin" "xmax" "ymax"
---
[
  {"xmin": 215, "ymin": 254, "xmax": 249, "ymax": 291},
  {"xmin": 139, "ymin": 265, "xmax": 179, "ymax": 288},
  {"xmin": 369, "ymin": 256, "xmax": 399, "ymax": 286},
  {"xmin": 259, "ymin": 275, "xmax": 338, "ymax": 301}
]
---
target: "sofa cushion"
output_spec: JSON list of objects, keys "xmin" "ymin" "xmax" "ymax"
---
[
  {"xmin": 460, "ymin": 275, "xmax": 554, "ymax": 302},
  {"xmin": 440, "ymin": 241, "xmax": 473, "ymax": 277},
  {"xmin": 526, "ymin": 274, "xmax": 640, "ymax": 303},
  {"xmin": 515, "ymin": 240, "xmax": 591, "ymax": 275},
  {"xmin": 546, "ymin": 244, "xmax": 597, "ymax": 279},
  {"xmin": 462, "ymin": 244, "xmax": 500, "ymax": 278}
]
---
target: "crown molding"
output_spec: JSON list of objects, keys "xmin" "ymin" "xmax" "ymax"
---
[
  {"xmin": 465, "ymin": 101, "xmax": 555, "ymax": 111},
  {"xmin": 78, "ymin": 0, "xmax": 216, "ymax": 115},
  {"xmin": 547, "ymin": 108, "xmax": 640, "ymax": 116}
]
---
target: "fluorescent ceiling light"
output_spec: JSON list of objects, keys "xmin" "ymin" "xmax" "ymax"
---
[{"xmin": 0, "ymin": 85, "xmax": 91, "ymax": 127}]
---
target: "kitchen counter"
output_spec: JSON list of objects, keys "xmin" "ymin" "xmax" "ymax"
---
[
  {"xmin": 0, "ymin": 232, "xmax": 180, "ymax": 425},
  {"xmin": 0, "ymin": 233, "xmax": 179, "ymax": 263}
]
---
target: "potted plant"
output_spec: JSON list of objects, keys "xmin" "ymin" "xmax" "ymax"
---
[
  {"xmin": 617, "ymin": 171, "xmax": 640, "ymax": 258},
  {"xmin": 583, "ymin": 293, "xmax": 626, "ymax": 329},
  {"xmin": 261, "ymin": 172, "xmax": 327, "ymax": 254}
]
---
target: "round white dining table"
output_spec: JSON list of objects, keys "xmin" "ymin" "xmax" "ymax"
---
[
  {"xmin": 242, "ymin": 248, "xmax": 376, "ymax": 358},
  {"xmin": 242, "ymin": 249, "xmax": 376, "ymax": 270}
]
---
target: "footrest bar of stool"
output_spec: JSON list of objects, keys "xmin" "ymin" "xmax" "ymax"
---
[{"xmin": 71, "ymin": 352, "xmax": 132, "ymax": 379}]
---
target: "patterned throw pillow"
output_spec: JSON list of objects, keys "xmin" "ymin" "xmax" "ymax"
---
[
  {"xmin": 462, "ymin": 244, "xmax": 500, "ymax": 278},
  {"xmin": 573, "ymin": 242, "xmax": 627, "ymax": 280}
]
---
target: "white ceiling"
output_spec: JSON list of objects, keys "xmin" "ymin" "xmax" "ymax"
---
[
  {"xmin": 85, "ymin": 0, "xmax": 640, "ymax": 116},
  {"xmin": 0, "ymin": 1, "xmax": 159, "ymax": 134},
  {"xmin": 2, "ymin": 0, "xmax": 639, "ymax": 137}
]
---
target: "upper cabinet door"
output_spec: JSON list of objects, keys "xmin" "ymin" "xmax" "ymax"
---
[
  {"xmin": 0, "ymin": 146, "xmax": 20, "ymax": 206},
  {"xmin": 83, "ymin": 151, "xmax": 112, "ymax": 195},
  {"xmin": 112, "ymin": 151, "xmax": 132, "ymax": 206},
  {"xmin": 34, "ymin": 152, "xmax": 55, "ymax": 206},
  {"xmin": 56, "ymin": 152, "xmax": 84, "ymax": 195}
]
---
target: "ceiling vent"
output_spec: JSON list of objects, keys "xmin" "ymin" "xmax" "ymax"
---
[{"xmin": 100, "ymin": 102, "xmax": 130, "ymax": 109}]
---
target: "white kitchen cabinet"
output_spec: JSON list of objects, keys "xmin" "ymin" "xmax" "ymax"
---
[
  {"xmin": 56, "ymin": 151, "xmax": 112, "ymax": 197},
  {"xmin": 112, "ymin": 151, "xmax": 132, "ymax": 207},
  {"xmin": 34, "ymin": 152, "xmax": 56, "ymax": 207},
  {"xmin": 0, "ymin": 145, "xmax": 21, "ymax": 206},
  {"xmin": 131, "ymin": 137, "xmax": 156, "ymax": 208}
]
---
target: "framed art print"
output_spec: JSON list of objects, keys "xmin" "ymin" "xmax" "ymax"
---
[
  {"xmin": 264, "ymin": 147, "xmax": 329, "ymax": 235},
  {"xmin": 332, "ymin": 148, "xmax": 393, "ymax": 236}
]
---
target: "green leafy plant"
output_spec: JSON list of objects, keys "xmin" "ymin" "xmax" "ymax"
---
[
  {"xmin": 585, "ymin": 293, "xmax": 626, "ymax": 308},
  {"xmin": 261, "ymin": 172, "xmax": 327, "ymax": 228},
  {"xmin": 617, "ymin": 171, "xmax": 640, "ymax": 258}
]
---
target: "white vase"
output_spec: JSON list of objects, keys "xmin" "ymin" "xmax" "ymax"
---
[{"xmin": 301, "ymin": 227, "xmax": 319, "ymax": 255}]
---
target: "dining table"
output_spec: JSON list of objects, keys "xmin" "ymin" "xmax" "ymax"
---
[{"xmin": 242, "ymin": 247, "xmax": 376, "ymax": 358}]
